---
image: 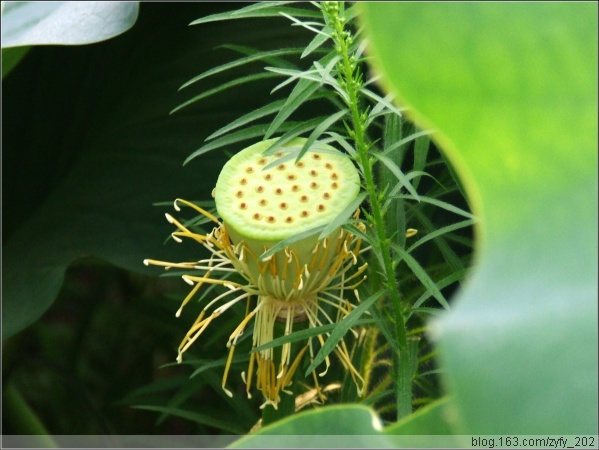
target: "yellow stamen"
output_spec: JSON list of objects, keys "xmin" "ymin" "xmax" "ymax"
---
[
  {"xmin": 222, "ymin": 344, "xmax": 236, "ymax": 398},
  {"xmin": 245, "ymin": 352, "xmax": 256, "ymax": 398},
  {"xmin": 174, "ymin": 198, "xmax": 220, "ymax": 224}
]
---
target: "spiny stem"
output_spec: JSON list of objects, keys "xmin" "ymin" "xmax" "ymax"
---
[{"xmin": 322, "ymin": 1, "xmax": 412, "ymax": 419}]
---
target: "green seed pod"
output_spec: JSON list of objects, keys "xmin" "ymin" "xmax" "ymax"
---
[{"xmin": 214, "ymin": 137, "xmax": 361, "ymax": 301}]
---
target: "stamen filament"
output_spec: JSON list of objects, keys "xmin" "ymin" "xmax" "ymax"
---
[{"xmin": 174, "ymin": 198, "xmax": 221, "ymax": 224}]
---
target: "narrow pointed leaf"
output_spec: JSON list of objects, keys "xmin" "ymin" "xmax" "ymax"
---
[
  {"xmin": 171, "ymin": 72, "xmax": 279, "ymax": 115},
  {"xmin": 264, "ymin": 78, "xmax": 322, "ymax": 139},
  {"xmin": 305, "ymin": 290, "xmax": 384, "ymax": 377},
  {"xmin": 180, "ymin": 48, "xmax": 304, "ymax": 90},
  {"xmin": 258, "ymin": 225, "xmax": 326, "ymax": 262},
  {"xmin": 302, "ymin": 30, "xmax": 330, "ymax": 58},
  {"xmin": 382, "ymin": 129, "xmax": 434, "ymax": 156},
  {"xmin": 375, "ymin": 152, "xmax": 421, "ymax": 201},
  {"xmin": 252, "ymin": 318, "xmax": 376, "ymax": 353},
  {"xmin": 261, "ymin": 116, "xmax": 326, "ymax": 156},
  {"xmin": 360, "ymin": 87, "xmax": 404, "ymax": 116},
  {"xmin": 407, "ymin": 219, "xmax": 476, "ymax": 253},
  {"xmin": 296, "ymin": 109, "xmax": 348, "ymax": 162},
  {"xmin": 391, "ymin": 245, "xmax": 451, "ymax": 311},
  {"xmin": 184, "ymin": 122, "xmax": 299, "ymax": 165},
  {"xmin": 190, "ymin": 3, "xmax": 321, "ymax": 26},
  {"xmin": 206, "ymin": 99, "xmax": 285, "ymax": 141},
  {"xmin": 394, "ymin": 194, "xmax": 476, "ymax": 220},
  {"xmin": 319, "ymin": 192, "xmax": 367, "ymax": 240}
]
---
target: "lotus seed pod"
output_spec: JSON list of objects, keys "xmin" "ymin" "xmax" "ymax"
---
[
  {"xmin": 144, "ymin": 137, "xmax": 369, "ymax": 408},
  {"xmin": 214, "ymin": 137, "xmax": 361, "ymax": 300}
]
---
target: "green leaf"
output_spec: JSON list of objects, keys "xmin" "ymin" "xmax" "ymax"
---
[
  {"xmin": 228, "ymin": 399, "xmax": 463, "ymax": 448},
  {"xmin": 264, "ymin": 78, "xmax": 322, "ymax": 139},
  {"xmin": 184, "ymin": 122, "xmax": 300, "ymax": 164},
  {"xmin": 261, "ymin": 116, "xmax": 328, "ymax": 156},
  {"xmin": 189, "ymin": 2, "xmax": 321, "ymax": 26},
  {"xmin": 258, "ymin": 225, "xmax": 326, "ymax": 262},
  {"xmin": 180, "ymin": 48, "xmax": 303, "ymax": 90},
  {"xmin": 252, "ymin": 318, "xmax": 376, "ymax": 353},
  {"xmin": 393, "ymin": 194, "xmax": 475, "ymax": 220},
  {"xmin": 325, "ymin": 131, "xmax": 357, "ymax": 157},
  {"xmin": 381, "ymin": 129, "xmax": 434, "ymax": 157},
  {"xmin": 302, "ymin": 29, "xmax": 331, "ymax": 58},
  {"xmin": 296, "ymin": 109, "xmax": 349, "ymax": 163},
  {"xmin": 207, "ymin": 92, "xmax": 334, "ymax": 141},
  {"xmin": 171, "ymin": 72, "xmax": 280, "ymax": 115},
  {"xmin": 280, "ymin": 12, "xmax": 329, "ymax": 38},
  {"xmin": 384, "ymin": 398, "xmax": 464, "ymax": 447},
  {"xmin": 267, "ymin": 65, "xmax": 339, "ymax": 94},
  {"xmin": 363, "ymin": 2, "xmax": 598, "ymax": 434},
  {"xmin": 318, "ymin": 192, "xmax": 367, "ymax": 240},
  {"xmin": 412, "ymin": 134, "xmax": 431, "ymax": 191},
  {"xmin": 410, "ymin": 208, "xmax": 467, "ymax": 276},
  {"xmin": 229, "ymin": 405, "xmax": 391, "ymax": 448},
  {"xmin": 1, "ymin": 1, "xmax": 138, "ymax": 47},
  {"xmin": 409, "ymin": 269, "xmax": 470, "ymax": 318},
  {"xmin": 391, "ymin": 245, "xmax": 451, "ymax": 311},
  {"xmin": 305, "ymin": 290, "xmax": 384, "ymax": 377},
  {"xmin": 407, "ymin": 219, "xmax": 476, "ymax": 254},
  {"xmin": 360, "ymin": 87, "xmax": 404, "ymax": 117},
  {"xmin": 206, "ymin": 99, "xmax": 286, "ymax": 141},
  {"xmin": 219, "ymin": 44, "xmax": 301, "ymax": 69},
  {"xmin": 375, "ymin": 152, "xmax": 421, "ymax": 201}
]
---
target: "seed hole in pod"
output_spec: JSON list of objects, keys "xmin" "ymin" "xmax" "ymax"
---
[
  {"xmin": 310, "ymin": 170, "xmax": 318, "ymax": 177},
  {"xmin": 280, "ymin": 202, "xmax": 288, "ymax": 210},
  {"xmin": 331, "ymin": 173, "xmax": 339, "ymax": 180},
  {"xmin": 310, "ymin": 182, "xmax": 318, "ymax": 189},
  {"xmin": 275, "ymin": 188, "xmax": 283, "ymax": 195},
  {"xmin": 318, "ymin": 204, "xmax": 325, "ymax": 212},
  {"xmin": 300, "ymin": 210, "xmax": 309, "ymax": 218},
  {"xmin": 296, "ymin": 161, "xmax": 305, "ymax": 168},
  {"xmin": 331, "ymin": 182, "xmax": 339, "ymax": 189},
  {"xmin": 264, "ymin": 174, "xmax": 272, "ymax": 181},
  {"xmin": 277, "ymin": 164, "xmax": 286, "ymax": 170},
  {"xmin": 240, "ymin": 202, "xmax": 248, "ymax": 210},
  {"xmin": 253, "ymin": 213, "xmax": 261, "ymax": 220},
  {"xmin": 267, "ymin": 216, "xmax": 276, "ymax": 223},
  {"xmin": 312, "ymin": 153, "xmax": 321, "ymax": 160},
  {"xmin": 245, "ymin": 167, "xmax": 254, "ymax": 174},
  {"xmin": 291, "ymin": 185, "xmax": 300, "ymax": 192},
  {"xmin": 257, "ymin": 158, "xmax": 267, "ymax": 165},
  {"xmin": 240, "ymin": 178, "xmax": 248, "ymax": 185},
  {"xmin": 285, "ymin": 216, "xmax": 294, "ymax": 223},
  {"xmin": 300, "ymin": 195, "xmax": 309, "ymax": 203},
  {"xmin": 287, "ymin": 174, "xmax": 296, "ymax": 180},
  {"xmin": 323, "ymin": 192, "xmax": 331, "ymax": 199},
  {"xmin": 259, "ymin": 199, "xmax": 268, "ymax": 206},
  {"xmin": 325, "ymin": 163, "xmax": 333, "ymax": 169},
  {"xmin": 256, "ymin": 186, "xmax": 265, "ymax": 193},
  {"xmin": 236, "ymin": 190, "xmax": 244, "ymax": 198}
]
